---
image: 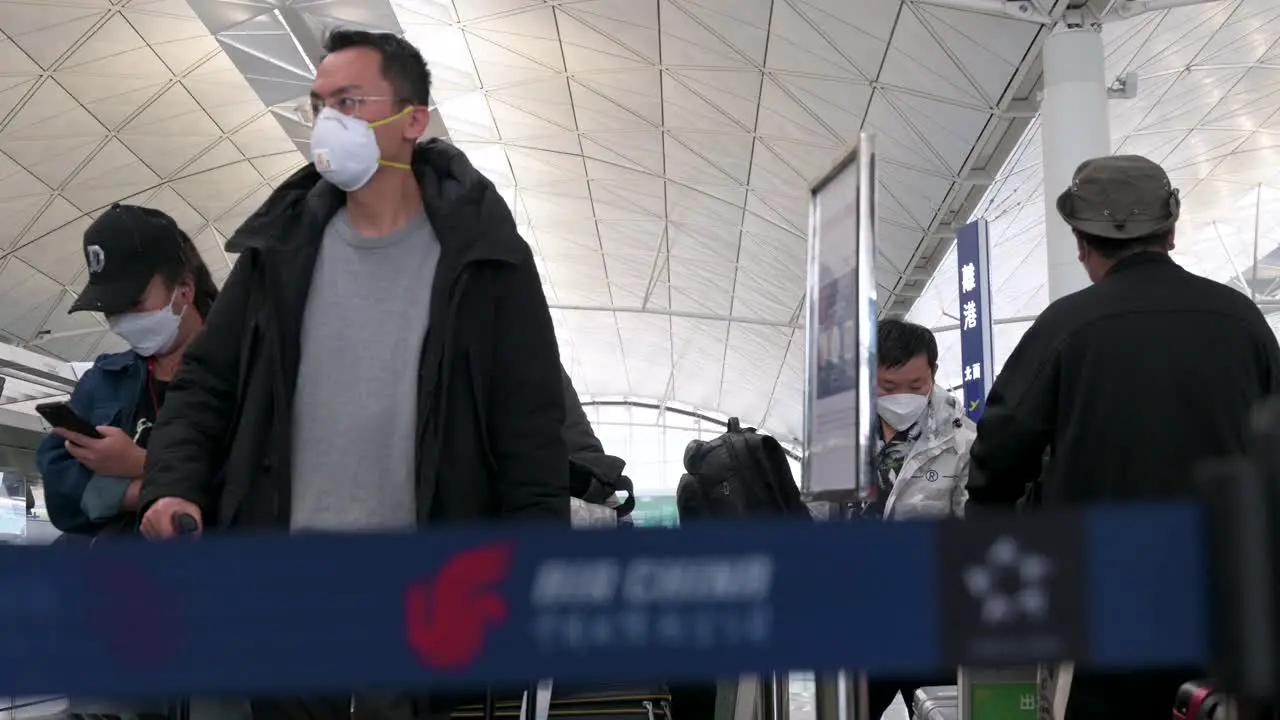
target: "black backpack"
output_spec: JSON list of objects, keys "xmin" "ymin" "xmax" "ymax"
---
[{"xmin": 676, "ymin": 418, "xmax": 811, "ymax": 522}]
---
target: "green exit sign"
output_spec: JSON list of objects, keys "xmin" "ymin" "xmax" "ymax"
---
[
  {"xmin": 971, "ymin": 681, "xmax": 1037, "ymax": 720},
  {"xmin": 631, "ymin": 496, "xmax": 680, "ymax": 528}
]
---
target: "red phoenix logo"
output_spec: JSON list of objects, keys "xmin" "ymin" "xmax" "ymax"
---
[{"xmin": 405, "ymin": 543, "xmax": 513, "ymax": 669}]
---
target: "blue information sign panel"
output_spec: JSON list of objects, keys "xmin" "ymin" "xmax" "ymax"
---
[{"xmin": 955, "ymin": 219, "xmax": 994, "ymax": 421}]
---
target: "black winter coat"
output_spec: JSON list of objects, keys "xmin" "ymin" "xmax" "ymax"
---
[
  {"xmin": 968, "ymin": 251, "xmax": 1280, "ymax": 508},
  {"xmin": 561, "ymin": 367, "xmax": 603, "ymax": 456},
  {"xmin": 141, "ymin": 140, "xmax": 570, "ymax": 528}
]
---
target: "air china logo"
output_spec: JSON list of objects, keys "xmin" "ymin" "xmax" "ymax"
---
[
  {"xmin": 529, "ymin": 555, "xmax": 775, "ymax": 653},
  {"xmin": 404, "ymin": 543, "xmax": 513, "ymax": 669}
]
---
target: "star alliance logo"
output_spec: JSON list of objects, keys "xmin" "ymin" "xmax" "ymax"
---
[
  {"xmin": 938, "ymin": 516, "xmax": 1085, "ymax": 665},
  {"xmin": 962, "ymin": 535, "xmax": 1053, "ymax": 626}
]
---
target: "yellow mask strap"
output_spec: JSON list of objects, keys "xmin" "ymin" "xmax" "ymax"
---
[
  {"xmin": 369, "ymin": 106, "xmax": 415, "ymax": 170},
  {"xmin": 368, "ymin": 105, "xmax": 414, "ymax": 129}
]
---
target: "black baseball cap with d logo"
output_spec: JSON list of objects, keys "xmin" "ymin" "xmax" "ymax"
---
[{"xmin": 69, "ymin": 204, "xmax": 188, "ymax": 315}]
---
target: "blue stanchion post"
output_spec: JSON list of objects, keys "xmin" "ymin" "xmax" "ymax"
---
[{"xmin": 1200, "ymin": 397, "xmax": 1280, "ymax": 711}]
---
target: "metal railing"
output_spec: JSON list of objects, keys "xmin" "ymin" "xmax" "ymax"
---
[{"xmin": 0, "ymin": 696, "xmax": 69, "ymax": 718}]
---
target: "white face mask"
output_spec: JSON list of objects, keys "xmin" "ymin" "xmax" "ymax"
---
[
  {"xmin": 309, "ymin": 106, "xmax": 413, "ymax": 192},
  {"xmin": 877, "ymin": 392, "xmax": 929, "ymax": 432},
  {"xmin": 108, "ymin": 291, "xmax": 184, "ymax": 357}
]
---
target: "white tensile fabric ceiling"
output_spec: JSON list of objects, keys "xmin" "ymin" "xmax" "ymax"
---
[
  {"xmin": 0, "ymin": 2, "xmax": 305, "ymax": 361},
  {"xmin": 909, "ymin": 0, "xmax": 1280, "ymax": 391},
  {"xmin": 0, "ymin": 0, "xmax": 1276, "ymax": 446},
  {"xmin": 394, "ymin": 0, "xmax": 1046, "ymax": 443}
]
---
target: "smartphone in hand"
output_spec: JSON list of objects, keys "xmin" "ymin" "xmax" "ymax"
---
[{"xmin": 34, "ymin": 402, "xmax": 104, "ymax": 439}]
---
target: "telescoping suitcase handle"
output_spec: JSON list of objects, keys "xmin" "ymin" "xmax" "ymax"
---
[
  {"xmin": 500, "ymin": 680, "xmax": 553, "ymax": 720},
  {"xmin": 168, "ymin": 513, "xmax": 199, "ymax": 720},
  {"xmin": 521, "ymin": 681, "xmax": 552, "ymax": 720},
  {"xmin": 479, "ymin": 682, "xmax": 545, "ymax": 720},
  {"xmin": 173, "ymin": 513, "xmax": 200, "ymax": 536}
]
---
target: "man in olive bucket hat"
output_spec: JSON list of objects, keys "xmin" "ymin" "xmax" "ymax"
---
[
  {"xmin": 1058, "ymin": 153, "xmax": 1182, "ymax": 272},
  {"xmin": 966, "ymin": 155, "xmax": 1280, "ymax": 718}
]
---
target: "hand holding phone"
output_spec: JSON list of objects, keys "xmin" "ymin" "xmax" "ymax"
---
[
  {"xmin": 35, "ymin": 402, "xmax": 104, "ymax": 439},
  {"xmin": 40, "ymin": 405, "xmax": 145, "ymax": 478}
]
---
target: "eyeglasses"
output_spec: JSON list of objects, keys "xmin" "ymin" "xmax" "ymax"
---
[{"xmin": 297, "ymin": 95, "xmax": 398, "ymax": 126}]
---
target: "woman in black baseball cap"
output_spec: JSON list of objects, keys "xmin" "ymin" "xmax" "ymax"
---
[{"xmin": 37, "ymin": 204, "xmax": 219, "ymax": 538}]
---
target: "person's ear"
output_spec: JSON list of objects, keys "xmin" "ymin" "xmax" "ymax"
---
[
  {"xmin": 1166, "ymin": 229, "xmax": 1176, "ymax": 252},
  {"xmin": 1075, "ymin": 232, "xmax": 1087, "ymax": 264},
  {"xmin": 178, "ymin": 275, "xmax": 196, "ymax": 304},
  {"xmin": 405, "ymin": 105, "xmax": 430, "ymax": 141}
]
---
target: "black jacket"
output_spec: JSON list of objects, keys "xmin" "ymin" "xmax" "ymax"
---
[
  {"xmin": 561, "ymin": 367, "xmax": 603, "ymax": 455},
  {"xmin": 968, "ymin": 252, "xmax": 1280, "ymax": 508},
  {"xmin": 141, "ymin": 140, "xmax": 569, "ymax": 528}
]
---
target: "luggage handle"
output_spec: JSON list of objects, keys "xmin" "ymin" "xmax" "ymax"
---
[
  {"xmin": 167, "ymin": 513, "xmax": 199, "ymax": 720},
  {"xmin": 518, "ymin": 680, "xmax": 553, "ymax": 720},
  {"xmin": 174, "ymin": 513, "xmax": 200, "ymax": 536},
  {"xmin": 485, "ymin": 680, "xmax": 670, "ymax": 720}
]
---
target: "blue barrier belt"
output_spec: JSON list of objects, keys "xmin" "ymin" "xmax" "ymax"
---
[{"xmin": 0, "ymin": 503, "xmax": 1206, "ymax": 696}]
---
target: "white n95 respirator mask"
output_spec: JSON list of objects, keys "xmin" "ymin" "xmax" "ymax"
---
[
  {"xmin": 108, "ymin": 290, "xmax": 184, "ymax": 357},
  {"xmin": 309, "ymin": 106, "xmax": 414, "ymax": 192},
  {"xmin": 877, "ymin": 393, "xmax": 929, "ymax": 432}
]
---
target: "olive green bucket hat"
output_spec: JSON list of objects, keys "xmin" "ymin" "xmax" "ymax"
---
[{"xmin": 1055, "ymin": 154, "xmax": 1180, "ymax": 240}]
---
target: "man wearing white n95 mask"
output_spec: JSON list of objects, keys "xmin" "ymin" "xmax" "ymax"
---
[
  {"xmin": 865, "ymin": 320, "xmax": 976, "ymax": 720},
  {"xmin": 138, "ymin": 29, "xmax": 568, "ymax": 716},
  {"xmin": 865, "ymin": 319, "xmax": 975, "ymax": 522},
  {"xmin": 139, "ymin": 27, "xmax": 569, "ymax": 715}
]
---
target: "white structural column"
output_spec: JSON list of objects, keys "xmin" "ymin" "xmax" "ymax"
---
[{"xmin": 1040, "ymin": 27, "xmax": 1112, "ymax": 301}]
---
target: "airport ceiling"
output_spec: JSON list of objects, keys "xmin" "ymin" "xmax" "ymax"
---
[
  {"xmin": 0, "ymin": 0, "xmax": 1275, "ymax": 442},
  {"xmin": 908, "ymin": 0, "xmax": 1280, "ymax": 391}
]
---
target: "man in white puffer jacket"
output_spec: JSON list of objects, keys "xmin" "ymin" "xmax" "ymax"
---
[
  {"xmin": 868, "ymin": 319, "xmax": 976, "ymax": 521},
  {"xmin": 867, "ymin": 319, "xmax": 976, "ymax": 719}
]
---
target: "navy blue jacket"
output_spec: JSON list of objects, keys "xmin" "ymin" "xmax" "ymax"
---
[{"xmin": 36, "ymin": 351, "xmax": 146, "ymax": 535}]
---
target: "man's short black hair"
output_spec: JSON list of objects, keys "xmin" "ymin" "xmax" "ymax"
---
[
  {"xmin": 323, "ymin": 29, "xmax": 432, "ymax": 106},
  {"xmin": 1075, "ymin": 229, "xmax": 1172, "ymax": 260},
  {"xmin": 160, "ymin": 229, "xmax": 219, "ymax": 320},
  {"xmin": 878, "ymin": 319, "xmax": 938, "ymax": 373}
]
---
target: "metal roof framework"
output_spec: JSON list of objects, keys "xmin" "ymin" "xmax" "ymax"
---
[
  {"xmin": 0, "ymin": 0, "xmax": 1275, "ymax": 445},
  {"xmin": 907, "ymin": 0, "xmax": 1280, "ymax": 389},
  {"xmin": 0, "ymin": 0, "xmax": 1059, "ymax": 443}
]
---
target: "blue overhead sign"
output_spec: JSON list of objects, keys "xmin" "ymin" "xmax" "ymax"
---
[{"xmin": 955, "ymin": 219, "xmax": 994, "ymax": 421}]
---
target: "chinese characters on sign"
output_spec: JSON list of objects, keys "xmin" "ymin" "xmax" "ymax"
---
[
  {"xmin": 968, "ymin": 679, "xmax": 1040, "ymax": 719},
  {"xmin": 533, "ymin": 606, "xmax": 772, "ymax": 652},
  {"xmin": 954, "ymin": 220, "xmax": 993, "ymax": 422},
  {"xmin": 962, "ymin": 300, "xmax": 978, "ymax": 330}
]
